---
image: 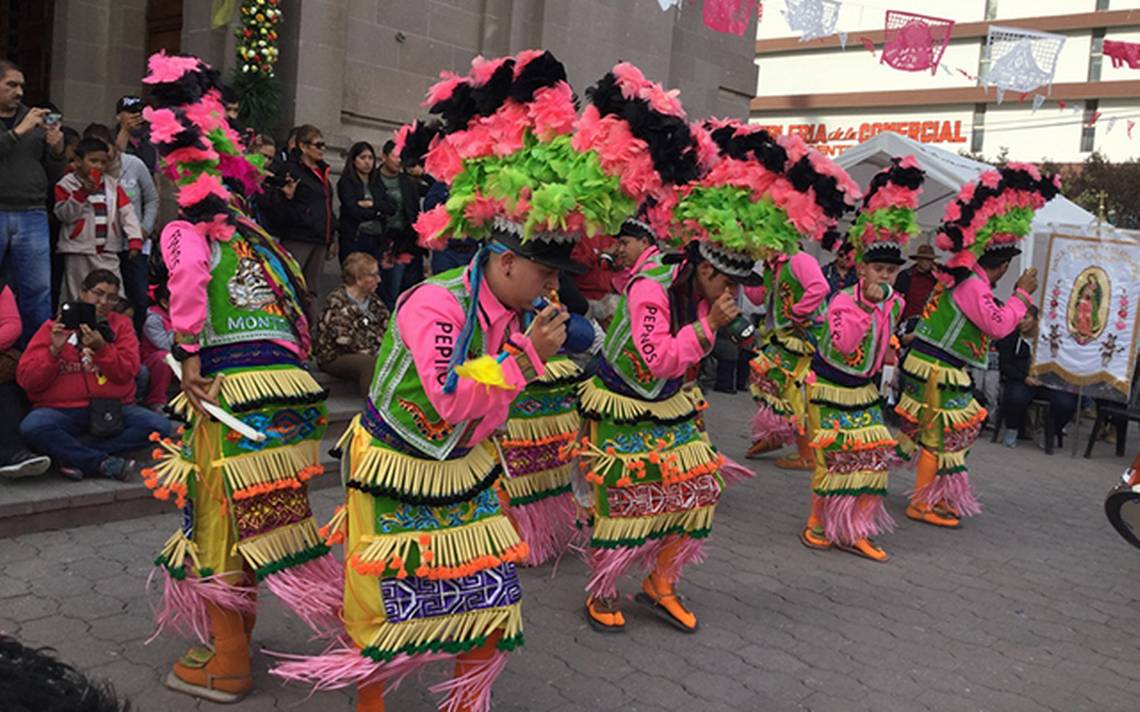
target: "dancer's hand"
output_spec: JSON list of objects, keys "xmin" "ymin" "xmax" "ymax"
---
[
  {"xmin": 1015, "ymin": 268, "xmax": 1038, "ymax": 294},
  {"xmin": 863, "ymin": 281, "xmax": 886, "ymax": 303},
  {"xmin": 181, "ymin": 354, "xmax": 217, "ymax": 415},
  {"xmin": 708, "ymin": 290, "xmax": 741, "ymax": 331},
  {"xmin": 530, "ymin": 304, "xmax": 569, "ymax": 362}
]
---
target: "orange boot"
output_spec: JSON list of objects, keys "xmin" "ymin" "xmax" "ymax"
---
[
  {"xmin": 356, "ymin": 680, "xmax": 385, "ymax": 712},
  {"xmin": 776, "ymin": 433, "xmax": 815, "ymax": 471},
  {"xmin": 447, "ymin": 629, "xmax": 505, "ymax": 712},
  {"xmin": 906, "ymin": 450, "xmax": 960, "ymax": 528},
  {"xmin": 165, "ymin": 602, "xmax": 253, "ymax": 703}
]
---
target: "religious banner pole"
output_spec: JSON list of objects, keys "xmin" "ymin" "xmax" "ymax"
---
[{"xmin": 1071, "ymin": 192, "xmax": 1109, "ymax": 457}]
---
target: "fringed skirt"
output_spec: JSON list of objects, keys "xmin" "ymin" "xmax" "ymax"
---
[
  {"xmin": 749, "ymin": 331, "xmax": 815, "ymax": 444},
  {"xmin": 496, "ymin": 357, "xmax": 582, "ymax": 566},
  {"xmin": 143, "ymin": 346, "xmax": 341, "ymax": 641},
  {"xmin": 894, "ymin": 350, "xmax": 986, "ymax": 517},
  {"xmin": 807, "ymin": 375, "xmax": 901, "ymax": 545},
  {"xmin": 573, "ymin": 377, "xmax": 723, "ymax": 599}
]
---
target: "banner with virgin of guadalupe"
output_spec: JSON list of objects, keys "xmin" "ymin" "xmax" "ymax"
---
[{"xmin": 1034, "ymin": 232, "xmax": 1140, "ymax": 397}]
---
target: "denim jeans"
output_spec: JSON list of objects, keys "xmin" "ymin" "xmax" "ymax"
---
[
  {"xmin": 119, "ymin": 251, "xmax": 150, "ymax": 332},
  {"xmin": 0, "ymin": 209, "xmax": 52, "ymax": 345},
  {"xmin": 19, "ymin": 404, "xmax": 173, "ymax": 476}
]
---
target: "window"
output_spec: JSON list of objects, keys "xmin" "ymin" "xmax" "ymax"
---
[
  {"xmin": 1096, "ymin": 0, "xmax": 1110, "ymax": 11},
  {"xmin": 1081, "ymin": 100, "xmax": 1099, "ymax": 153},
  {"xmin": 1089, "ymin": 28, "xmax": 1106, "ymax": 82},
  {"xmin": 971, "ymin": 103, "xmax": 986, "ymax": 154}
]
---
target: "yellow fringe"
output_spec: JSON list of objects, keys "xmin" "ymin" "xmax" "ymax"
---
[
  {"xmin": 157, "ymin": 529, "xmax": 202, "ymax": 572},
  {"xmin": 169, "ymin": 392, "xmax": 191, "ymax": 420},
  {"xmin": 809, "ymin": 423, "xmax": 897, "ymax": 451},
  {"xmin": 504, "ymin": 411, "xmax": 579, "ymax": 441},
  {"xmin": 498, "ymin": 464, "xmax": 572, "ymax": 501},
  {"xmin": 538, "ymin": 358, "xmax": 582, "ymax": 383},
  {"xmin": 235, "ymin": 517, "xmax": 325, "ymax": 571},
  {"xmin": 812, "ymin": 469, "xmax": 888, "ymax": 493},
  {"xmin": 349, "ymin": 433, "xmax": 499, "ymax": 499},
  {"xmin": 895, "ymin": 393, "xmax": 985, "ymax": 432},
  {"xmin": 938, "ymin": 450, "xmax": 968, "ymax": 469},
  {"xmin": 142, "ymin": 447, "xmax": 198, "ymax": 505},
  {"xmin": 578, "ymin": 378, "xmax": 696, "ymax": 422},
  {"xmin": 352, "ymin": 514, "xmax": 521, "ymax": 572},
  {"xmin": 218, "ymin": 440, "xmax": 320, "ymax": 491},
  {"xmin": 750, "ymin": 384, "xmax": 792, "ymax": 413},
  {"xmin": 901, "ymin": 352, "xmax": 972, "ymax": 387},
  {"xmin": 810, "ymin": 381, "xmax": 880, "ymax": 407},
  {"xmin": 774, "ymin": 331, "xmax": 814, "ymax": 356},
  {"xmin": 364, "ymin": 604, "xmax": 523, "ymax": 656},
  {"xmin": 219, "ymin": 367, "xmax": 324, "ymax": 409},
  {"xmin": 593, "ymin": 504, "xmax": 716, "ymax": 542}
]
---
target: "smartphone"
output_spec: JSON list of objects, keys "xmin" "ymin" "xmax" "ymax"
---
[
  {"xmin": 43, "ymin": 112, "xmax": 62, "ymax": 127},
  {"xmin": 60, "ymin": 302, "xmax": 97, "ymax": 330}
]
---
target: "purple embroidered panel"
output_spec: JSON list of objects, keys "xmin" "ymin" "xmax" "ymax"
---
[
  {"xmin": 380, "ymin": 562, "xmax": 522, "ymax": 623},
  {"xmin": 503, "ymin": 440, "xmax": 566, "ymax": 477}
]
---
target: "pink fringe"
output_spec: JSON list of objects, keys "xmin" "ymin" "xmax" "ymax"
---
[
  {"xmin": 145, "ymin": 568, "xmax": 256, "ymax": 645},
  {"xmin": 718, "ymin": 455, "xmax": 756, "ymax": 487},
  {"xmin": 430, "ymin": 649, "xmax": 509, "ymax": 712},
  {"xmin": 911, "ymin": 471, "xmax": 983, "ymax": 518},
  {"xmin": 586, "ymin": 534, "xmax": 705, "ymax": 598},
  {"xmin": 819, "ymin": 494, "xmax": 896, "ymax": 546},
  {"xmin": 269, "ymin": 638, "xmax": 450, "ymax": 693},
  {"xmin": 751, "ymin": 403, "xmax": 796, "ymax": 445},
  {"xmin": 507, "ymin": 492, "xmax": 578, "ymax": 567},
  {"xmin": 264, "ymin": 553, "xmax": 344, "ymax": 637}
]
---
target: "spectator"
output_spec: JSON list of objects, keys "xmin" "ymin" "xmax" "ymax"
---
[
  {"xmin": 113, "ymin": 94, "xmax": 157, "ymax": 174},
  {"xmin": 61, "ymin": 126, "xmax": 80, "ymax": 166},
  {"xmin": 274, "ymin": 124, "xmax": 333, "ymax": 324},
  {"xmin": 248, "ymin": 133, "xmax": 276, "ymax": 163},
  {"xmin": 997, "ymin": 305, "xmax": 1077, "ymax": 449},
  {"xmin": 336, "ymin": 141, "xmax": 396, "ymax": 263},
  {"xmin": 53, "ymin": 138, "xmax": 143, "ymax": 302},
  {"xmin": 0, "ymin": 281, "xmax": 51, "ymax": 478},
  {"xmin": 0, "ymin": 634, "xmax": 131, "ymax": 712},
  {"xmin": 374, "ymin": 139, "xmax": 430, "ymax": 310},
  {"xmin": 315, "ymin": 252, "xmax": 390, "ymax": 396},
  {"xmin": 822, "ymin": 241, "xmax": 857, "ymax": 295},
  {"xmin": 84, "ymin": 122, "xmax": 158, "ymax": 331},
  {"xmin": 17, "ymin": 269, "xmax": 171, "ymax": 481},
  {"xmin": 424, "ymin": 182, "xmax": 479, "ymax": 275},
  {"xmin": 140, "ymin": 282, "xmax": 175, "ymax": 411},
  {"xmin": 895, "ymin": 243, "xmax": 941, "ymax": 323},
  {"xmin": 0, "ymin": 59, "xmax": 67, "ymax": 344}
]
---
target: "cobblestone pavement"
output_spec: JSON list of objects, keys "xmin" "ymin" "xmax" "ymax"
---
[{"xmin": 2, "ymin": 390, "xmax": 1139, "ymax": 711}]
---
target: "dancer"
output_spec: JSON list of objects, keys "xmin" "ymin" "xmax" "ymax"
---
[
  {"xmin": 896, "ymin": 164, "xmax": 1057, "ymax": 527},
  {"xmin": 800, "ymin": 157, "xmax": 924, "ymax": 562},
  {"xmin": 575, "ymin": 118, "xmax": 858, "ymax": 633},
  {"xmin": 138, "ymin": 52, "xmax": 339, "ymax": 703},
  {"xmin": 273, "ymin": 52, "xmax": 670, "ymax": 712}
]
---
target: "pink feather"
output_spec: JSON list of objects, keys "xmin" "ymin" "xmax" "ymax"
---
[
  {"xmin": 143, "ymin": 51, "xmax": 201, "ymax": 84},
  {"xmin": 177, "ymin": 173, "xmax": 230, "ymax": 207}
]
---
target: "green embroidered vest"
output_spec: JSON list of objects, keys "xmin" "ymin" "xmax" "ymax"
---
[
  {"xmin": 766, "ymin": 258, "xmax": 823, "ymax": 332},
  {"xmin": 601, "ymin": 256, "xmax": 676, "ymax": 399},
  {"xmin": 202, "ymin": 237, "xmax": 298, "ymax": 348},
  {"xmin": 914, "ymin": 277, "xmax": 990, "ymax": 368},
  {"xmin": 366, "ymin": 268, "xmax": 486, "ymax": 460},
  {"xmin": 817, "ymin": 287, "xmax": 901, "ymax": 377}
]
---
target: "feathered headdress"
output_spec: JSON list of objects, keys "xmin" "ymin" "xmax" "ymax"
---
[
  {"xmin": 664, "ymin": 119, "xmax": 861, "ymax": 281},
  {"xmin": 141, "ymin": 51, "xmax": 263, "ymax": 242},
  {"xmin": 936, "ymin": 163, "xmax": 1061, "ymax": 269},
  {"xmin": 847, "ymin": 156, "xmax": 925, "ymax": 265}
]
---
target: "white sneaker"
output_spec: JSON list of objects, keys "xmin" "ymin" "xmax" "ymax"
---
[
  {"xmin": 0, "ymin": 453, "xmax": 52, "ymax": 479},
  {"xmin": 1002, "ymin": 430, "xmax": 1018, "ymax": 448}
]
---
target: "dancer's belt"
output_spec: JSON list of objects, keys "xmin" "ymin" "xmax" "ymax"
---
[
  {"xmin": 811, "ymin": 355, "xmax": 874, "ymax": 389},
  {"xmin": 595, "ymin": 357, "xmax": 683, "ymax": 401},
  {"xmin": 361, "ymin": 398, "xmax": 472, "ymax": 460},
  {"xmin": 908, "ymin": 339, "xmax": 967, "ymax": 370},
  {"xmin": 200, "ymin": 342, "xmax": 301, "ymax": 375}
]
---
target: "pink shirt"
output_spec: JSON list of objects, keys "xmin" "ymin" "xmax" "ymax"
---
[
  {"xmin": 0, "ymin": 286, "xmax": 20, "ymax": 351},
  {"xmin": 396, "ymin": 270, "xmax": 545, "ymax": 446},
  {"xmin": 161, "ymin": 220, "xmax": 303, "ymax": 358},
  {"xmin": 952, "ymin": 265, "xmax": 1031, "ymax": 340},
  {"xmin": 746, "ymin": 251, "xmax": 829, "ymax": 322},
  {"xmin": 625, "ymin": 247, "xmax": 714, "ymax": 380},
  {"xmin": 827, "ymin": 283, "xmax": 905, "ymax": 376}
]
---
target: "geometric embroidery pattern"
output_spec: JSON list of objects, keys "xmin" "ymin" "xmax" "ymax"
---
[
  {"xmin": 229, "ymin": 406, "xmax": 325, "ymax": 451},
  {"xmin": 232, "ymin": 486, "xmax": 312, "ymax": 539},
  {"xmin": 824, "ymin": 447, "xmax": 897, "ymax": 474},
  {"xmin": 376, "ymin": 487, "xmax": 501, "ymax": 534},
  {"xmin": 600, "ymin": 420, "xmax": 702, "ymax": 456},
  {"xmin": 380, "ymin": 562, "xmax": 522, "ymax": 623},
  {"xmin": 502, "ymin": 440, "xmax": 567, "ymax": 478},
  {"xmin": 509, "ymin": 391, "xmax": 577, "ymax": 418},
  {"xmin": 607, "ymin": 473, "xmax": 722, "ymax": 518}
]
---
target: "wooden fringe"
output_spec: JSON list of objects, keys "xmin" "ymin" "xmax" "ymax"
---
[
  {"xmin": 750, "ymin": 384, "xmax": 793, "ymax": 414},
  {"xmin": 350, "ymin": 514, "xmax": 524, "ymax": 580},
  {"xmin": 157, "ymin": 529, "xmax": 202, "ymax": 573},
  {"xmin": 219, "ymin": 440, "xmax": 321, "ymax": 492},
  {"xmin": 319, "ymin": 505, "xmax": 348, "ymax": 546},
  {"xmin": 937, "ymin": 450, "xmax": 968, "ymax": 469},
  {"xmin": 810, "ymin": 423, "xmax": 897, "ymax": 452},
  {"xmin": 593, "ymin": 505, "xmax": 715, "ymax": 543},
  {"xmin": 538, "ymin": 358, "xmax": 581, "ymax": 383},
  {"xmin": 812, "ymin": 469, "xmax": 888, "ymax": 495},
  {"xmin": 237, "ymin": 517, "xmax": 325, "ymax": 571},
  {"xmin": 504, "ymin": 412, "xmax": 579, "ymax": 442},
  {"xmin": 810, "ymin": 381, "xmax": 880, "ymax": 408},
  {"xmin": 365, "ymin": 604, "xmax": 523, "ymax": 658},
  {"xmin": 219, "ymin": 367, "xmax": 324, "ymax": 408},
  {"xmin": 141, "ymin": 435, "xmax": 198, "ymax": 507},
  {"xmin": 901, "ymin": 352, "xmax": 972, "ymax": 387},
  {"xmin": 895, "ymin": 393, "xmax": 986, "ymax": 433},
  {"xmin": 349, "ymin": 431, "xmax": 499, "ymax": 499},
  {"xmin": 498, "ymin": 464, "xmax": 572, "ymax": 501},
  {"xmin": 578, "ymin": 378, "xmax": 697, "ymax": 422}
]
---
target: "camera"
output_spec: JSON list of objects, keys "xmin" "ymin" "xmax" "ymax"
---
[
  {"xmin": 60, "ymin": 302, "xmax": 96, "ymax": 330},
  {"xmin": 532, "ymin": 297, "xmax": 596, "ymax": 354},
  {"xmin": 724, "ymin": 315, "xmax": 756, "ymax": 345},
  {"xmin": 44, "ymin": 112, "xmax": 62, "ymax": 127}
]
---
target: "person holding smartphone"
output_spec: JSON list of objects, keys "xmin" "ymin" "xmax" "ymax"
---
[{"xmin": 0, "ymin": 60, "xmax": 67, "ymax": 345}]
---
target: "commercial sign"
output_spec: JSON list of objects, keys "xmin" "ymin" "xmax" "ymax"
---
[{"xmin": 752, "ymin": 119, "xmax": 970, "ymax": 156}]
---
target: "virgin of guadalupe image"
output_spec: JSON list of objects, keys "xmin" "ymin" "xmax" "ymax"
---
[{"xmin": 1068, "ymin": 267, "xmax": 1109, "ymax": 345}]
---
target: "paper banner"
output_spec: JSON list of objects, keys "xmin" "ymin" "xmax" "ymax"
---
[
  {"xmin": 1035, "ymin": 233, "xmax": 1140, "ymax": 398},
  {"xmin": 838, "ymin": 31, "xmax": 848, "ymax": 49},
  {"xmin": 786, "ymin": 0, "xmax": 842, "ymax": 42},
  {"xmin": 703, "ymin": 0, "xmax": 758, "ymax": 36},
  {"xmin": 880, "ymin": 10, "xmax": 955, "ymax": 75},
  {"xmin": 1057, "ymin": 99, "xmax": 1067, "ymax": 110},
  {"xmin": 1088, "ymin": 111, "xmax": 1102, "ymax": 127},
  {"xmin": 861, "ymin": 36, "xmax": 876, "ymax": 56},
  {"xmin": 658, "ymin": 0, "xmax": 682, "ymax": 9},
  {"xmin": 1108, "ymin": 117, "xmax": 1118, "ymax": 134},
  {"xmin": 984, "ymin": 26, "xmax": 1066, "ymax": 95},
  {"xmin": 1128, "ymin": 120, "xmax": 1135, "ymax": 139},
  {"xmin": 1032, "ymin": 94, "xmax": 1046, "ymax": 112}
]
